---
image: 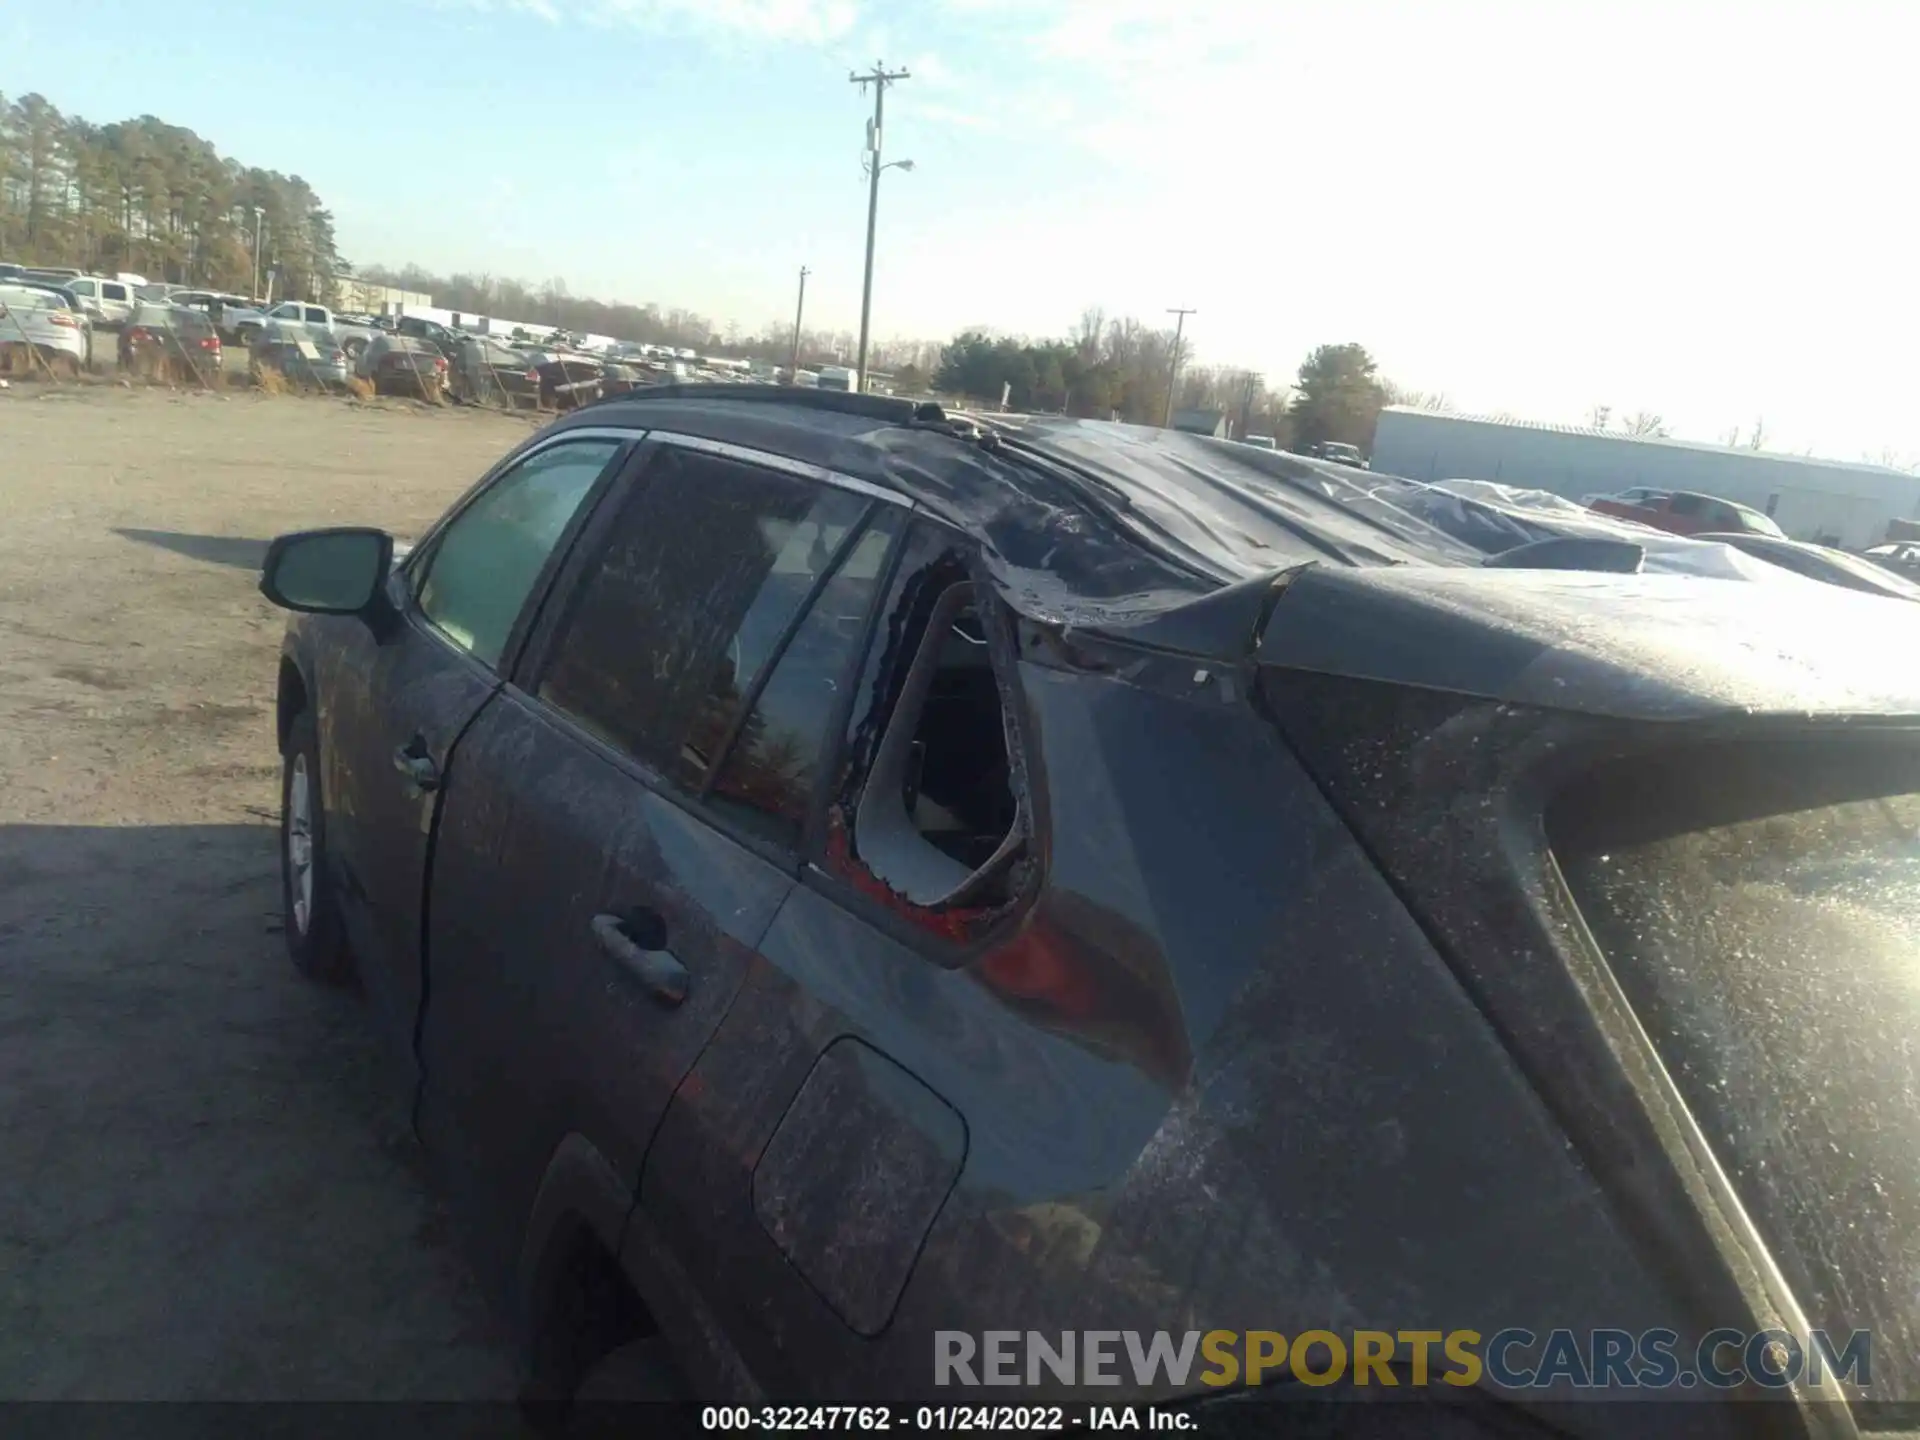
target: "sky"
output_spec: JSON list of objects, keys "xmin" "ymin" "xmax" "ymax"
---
[{"xmin": 4, "ymin": 0, "xmax": 1917, "ymax": 459}]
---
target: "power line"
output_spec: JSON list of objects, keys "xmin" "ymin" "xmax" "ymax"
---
[
  {"xmin": 851, "ymin": 62, "xmax": 910, "ymax": 394},
  {"xmin": 1163, "ymin": 308, "xmax": 1196, "ymax": 428}
]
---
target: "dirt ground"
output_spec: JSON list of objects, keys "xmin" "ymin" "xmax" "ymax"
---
[{"xmin": 0, "ymin": 383, "xmax": 547, "ymax": 1400}]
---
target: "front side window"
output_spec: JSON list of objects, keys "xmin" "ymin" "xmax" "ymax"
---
[
  {"xmin": 416, "ymin": 438, "xmax": 620, "ymax": 667},
  {"xmin": 69, "ymin": 279, "xmax": 96, "ymax": 297},
  {"xmin": 102, "ymin": 283, "xmax": 127, "ymax": 301},
  {"xmin": 535, "ymin": 446, "xmax": 870, "ymax": 797}
]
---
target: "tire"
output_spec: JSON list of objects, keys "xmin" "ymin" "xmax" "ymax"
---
[
  {"xmin": 556, "ymin": 1336, "xmax": 688, "ymax": 1437},
  {"xmin": 280, "ymin": 710, "xmax": 353, "ymax": 983}
]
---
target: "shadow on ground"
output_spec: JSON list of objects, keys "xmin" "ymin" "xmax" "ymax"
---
[
  {"xmin": 0, "ymin": 823, "xmax": 520, "ymax": 1404},
  {"xmin": 113, "ymin": 529, "xmax": 271, "ymax": 570}
]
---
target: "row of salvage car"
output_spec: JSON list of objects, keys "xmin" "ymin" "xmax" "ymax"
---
[{"xmin": 1408, "ymin": 477, "xmax": 1920, "ymax": 601}]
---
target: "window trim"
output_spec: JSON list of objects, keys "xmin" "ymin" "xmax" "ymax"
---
[
  {"xmin": 404, "ymin": 428, "xmax": 639, "ymax": 676},
  {"xmin": 646, "ymin": 430, "xmax": 909, "ymax": 508}
]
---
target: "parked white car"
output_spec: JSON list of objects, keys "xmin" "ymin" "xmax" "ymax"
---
[
  {"xmin": 62, "ymin": 275, "xmax": 138, "ymax": 329},
  {"xmin": 0, "ymin": 282, "xmax": 90, "ymax": 376},
  {"xmin": 225, "ymin": 300, "xmax": 381, "ymax": 362}
]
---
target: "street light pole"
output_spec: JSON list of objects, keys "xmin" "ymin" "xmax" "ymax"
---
[
  {"xmin": 851, "ymin": 62, "xmax": 910, "ymax": 394},
  {"xmin": 1163, "ymin": 308, "xmax": 1196, "ymax": 428},
  {"xmin": 788, "ymin": 265, "xmax": 809, "ymax": 384},
  {"xmin": 250, "ymin": 206, "xmax": 265, "ymax": 300}
]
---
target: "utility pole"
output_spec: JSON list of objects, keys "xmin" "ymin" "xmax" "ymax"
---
[
  {"xmin": 787, "ymin": 266, "xmax": 809, "ymax": 384},
  {"xmin": 851, "ymin": 62, "xmax": 910, "ymax": 394},
  {"xmin": 1163, "ymin": 308, "xmax": 1196, "ymax": 428}
]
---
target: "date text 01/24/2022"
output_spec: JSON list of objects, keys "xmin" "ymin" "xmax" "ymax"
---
[{"xmin": 698, "ymin": 1405, "xmax": 1198, "ymax": 1431}]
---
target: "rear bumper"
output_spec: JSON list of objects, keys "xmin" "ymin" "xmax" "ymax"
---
[{"xmin": 0, "ymin": 335, "xmax": 87, "ymax": 364}]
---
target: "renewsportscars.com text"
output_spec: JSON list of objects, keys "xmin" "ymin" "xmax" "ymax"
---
[{"xmin": 934, "ymin": 1328, "xmax": 1872, "ymax": 1391}]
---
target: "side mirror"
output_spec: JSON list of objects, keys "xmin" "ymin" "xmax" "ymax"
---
[{"xmin": 259, "ymin": 527, "xmax": 394, "ymax": 614}]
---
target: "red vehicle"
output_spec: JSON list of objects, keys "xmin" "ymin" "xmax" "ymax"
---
[{"xmin": 1587, "ymin": 487, "xmax": 1785, "ymax": 539}]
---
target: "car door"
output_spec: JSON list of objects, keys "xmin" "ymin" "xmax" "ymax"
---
[
  {"xmin": 628, "ymin": 519, "xmax": 1053, "ymax": 1399},
  {"xmin": 1663, "ymin": 492, "xmax": 1709, "ymax": 533},
  {"xmin": 414, "ymin": 437, "xmax": 897, "ymax": 1296},
  {"xmin": 312, "ymin": 431, "xmax": 630, "ymax": 1077}
]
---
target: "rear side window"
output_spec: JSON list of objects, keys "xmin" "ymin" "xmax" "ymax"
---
[
  {"xmin": 1669, "ymin": 493, "xmax": 1703, "ymax": 515},
  {"xmin": 416, "ymin": 437, "xmax": 620, "ymax": 666},
  {"xmin": 535, "ymin": 446, "xmax": 871, "ymax": 797},
  {"xmin": 306, "ymin": 307, "xmax": 327, "ymax": 323},
  {"xmin": 707, "ymin": 510, "xmax": 904, "ymax": 848},
  {"xmin": 1550, "ymin": 737, "xmax": 1920, "ymax": 1399}
]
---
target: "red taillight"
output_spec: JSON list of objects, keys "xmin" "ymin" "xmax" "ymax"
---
[
  {"xmin": 331, "ymin": 350, "xmax": 345, "ymax": 364},
  {"xmin": 198, "ymin": 336, "xmax": 219, "ymax": 350},
  {"xmin": 434, "ymin": 356, "xmax": 447, "ymax": 372},
  {"xmin": 48, "ymin": 312, "xmax": 79, "ymax": 329},
  {"xmin": 525, "ymin": 369, "xmax": 539, "ymax": 384},
  {"xmin": 125, "ymin": 326, "xmax": 151, "ymax": 343}
]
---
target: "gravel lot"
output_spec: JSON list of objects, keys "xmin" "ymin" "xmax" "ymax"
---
[{"xmin": 0, "ymin": 382, "xmax": 544, "ymax": 1401}]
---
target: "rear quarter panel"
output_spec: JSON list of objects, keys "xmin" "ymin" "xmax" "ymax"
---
[{"xmin": 640, "ymin": 649, "xmax": 1697, "ymax": 1407}]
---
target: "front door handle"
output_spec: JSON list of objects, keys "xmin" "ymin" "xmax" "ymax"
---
[
  {"xmin": 391, "ymin": 736, "xmax": 440, "ymax": 794},
  {"xmin": 592, "ymin": 909, "xmax": 688, "ymax": 1007}
]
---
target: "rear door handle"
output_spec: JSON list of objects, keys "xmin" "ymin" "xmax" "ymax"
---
[
  {"xmin": 392, "ymin": 736, "xmax": 441, "ymax": 793},
  {"xmin": 592, "ymin": 909, "xmax": 688, "ymax": 1007}
]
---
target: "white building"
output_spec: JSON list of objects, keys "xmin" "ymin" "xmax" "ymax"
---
[{"xmin": 1371, "ymin": 406, "xmax": 1920, "ymax": 548}]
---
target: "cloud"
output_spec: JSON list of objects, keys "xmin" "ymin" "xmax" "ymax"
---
[
  {"xmin": 906, "ymin": 50, "xmax": 958, "ymax": 89},
  {"xmin": 430, "ymin": 0, "xmax": 859, "ymax": 43},
  {"xmin": 916, "ymin": 101, "xmax": 994, "ymax": 133},
  {"xmin": 592, "ymin": 0, "xmax": 859, "ymax": 43}
]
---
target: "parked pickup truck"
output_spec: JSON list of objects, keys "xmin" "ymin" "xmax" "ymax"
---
[
  {"xmin": 226, "ymin": 300, "xmax": 381, "ymax": 362},
  {"xmin": 62, "ymin": 275, "xmax": 139, "ymax": 330}
]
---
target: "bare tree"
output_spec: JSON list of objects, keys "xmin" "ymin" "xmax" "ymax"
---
[
  {"xmin": 1071, "ymin": 307, "xmax": 1105, "ymax": 359},
  {"xmin": 1382, "ymin": 381, "xmax": 1453, "ymax": 411},
  {"xmin": 1867, "ymin": 447, "xmax": 1920, "ymax": 472},
  {"xmin": 1622, "ymin": 410, "xmax": 1669, "ymax": 437},
  {"xmin": 1586, "ymin": 404, "xmax": 1612, "ymax": 431},
  {"xmin": 1746, "ymin": 417, "xmax": 1768, "ymax": 451}
]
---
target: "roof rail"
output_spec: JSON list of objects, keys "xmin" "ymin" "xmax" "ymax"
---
[{"xmin": 575, "ymin": 381, "xmax": 947, "ymax": 427}]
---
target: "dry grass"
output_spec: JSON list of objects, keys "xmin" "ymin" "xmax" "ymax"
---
[
  {"xmin": 345, "ymin": 376, "xmax": 376, "ymax": 402},
  {"xmin": 250, "ymin": 364, "xmax": 288, "ymax": 396}
]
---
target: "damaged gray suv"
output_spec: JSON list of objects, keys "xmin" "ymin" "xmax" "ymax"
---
[{"xmin": 260, "ymin": 387, "xmax": 1920, "ymax": 1437}]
